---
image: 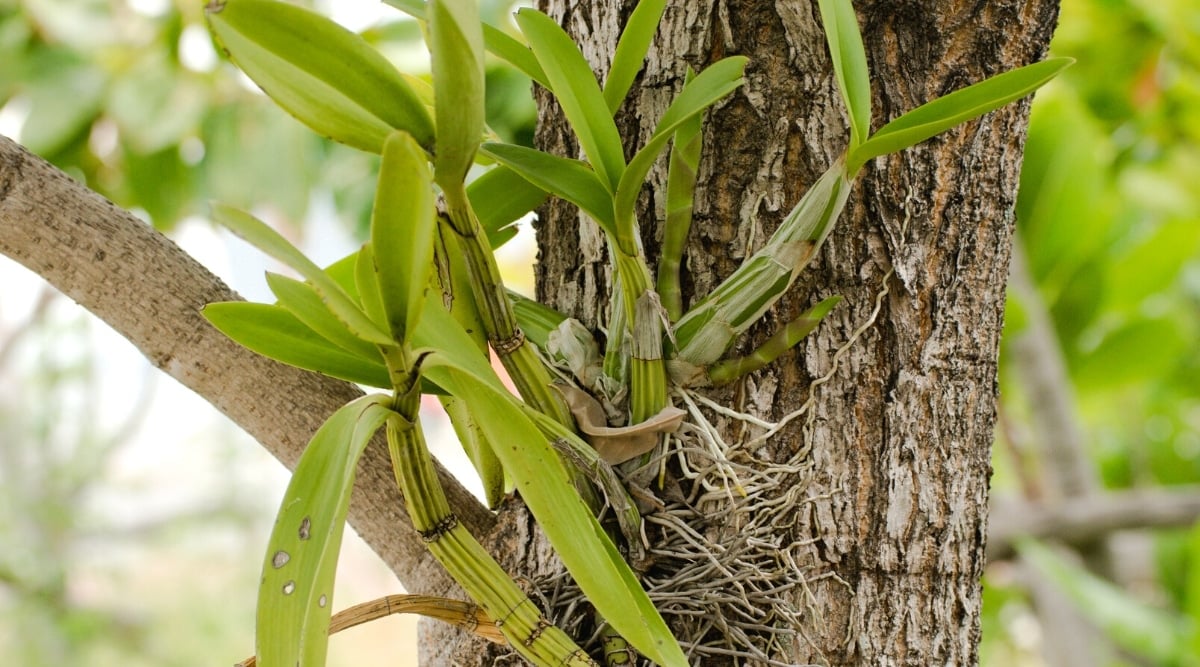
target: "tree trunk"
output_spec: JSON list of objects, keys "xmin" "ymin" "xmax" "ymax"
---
[
  {"xmin": 426, "ymin": 1, "xmax": 1058, "ymax": 664},
  {"xmin": 1, "ymin": 0, "xmax": 1060, "ymax": 663}
]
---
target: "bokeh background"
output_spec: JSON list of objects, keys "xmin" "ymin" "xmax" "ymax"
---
[{"xmin": 0, "ymin": 1, "xmax": 1197, "ymax": 665}]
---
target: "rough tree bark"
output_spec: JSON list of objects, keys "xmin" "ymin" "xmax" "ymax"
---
[{"xmin": 428, "ymin": 1, "xmax": 1058, "ymax": 664}]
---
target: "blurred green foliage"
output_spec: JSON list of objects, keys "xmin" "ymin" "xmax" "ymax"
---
[
  {"xmin": 988, "ymin": 0, "xmax": 1200, "ymax": 663},
  {"xmin": 1010, "ymin": 0, "xmax": 1200, "ymax": 483}
]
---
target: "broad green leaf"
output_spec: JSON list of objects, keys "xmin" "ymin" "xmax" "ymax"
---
[
  {"xmin": 323, "ymin": 252, "xmax": 361, "ymax": 298},
  {"xmin": 848, "ymin": 58, "xmax": 1073, "ymax": 172},
  {"xmin": 206, "ymin": 0, "xmax": 434, "ymax": 154},
  {"xmin": 202, "ymin": 302, "xmax": 391, "ymax": 388},
  {"xmin": 383, "ymin": 0, "xmax": 551, "ymax": 88},
  {"xmin": 818, "ymin": 0, "xmax": 871, "ymax": 151},
  {"xmin": 210, "ymin": 203, "xmax": 394, "ymax": 345},
  {"xmin": 413, "ymin": 303, "xmax": 505, "ymax": 391},
  {"xmin": 429, "ymin": 0, "xmax": 485, "ymax": 187},
  {"xmin": 1019, "ymin": 540, "xmax": 1189, "ymax": 664},
  {"xmin": 372, "ymin": 131, "xmax": 436, "ymax": 342},
  {"xmin": 602, "ymin": 0, "xmax": 667, "ymax": 114},
  {"xmin": 467, "ymin": 165, "xmax": 548, "ymax": 243},
  {"xmin": 479, "ymin": 23, "xmax": 550, "ymax": 89},
  {"xmin": 509, "ymin": 290, "xmax": 569, "ymax": 349},
  {"xmin": 515, "ymin": 8, "xmax": 626, "ymax": 190},
  {"xmin": 614, "ymin": 56, "xmax": 747, "ymax": 239},
  {"xmin": 354, "ymin": 244, "xmax": 391, "ymax": 332},
  {"xmin": 480, "ymin": 143, "xmax": 617, "ymax": 233},
  {"xmin": 427, "ymin": 360, "xmax": 688, "ymax": 667},
  {"xmin": 265, "ymin": 272, "xmax": 381, "ymax": 361},
  {"xmin": 256, "ymin": 395, "xmax": 393, "ymax": 667}
]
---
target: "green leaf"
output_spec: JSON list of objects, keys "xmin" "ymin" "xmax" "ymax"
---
[
  {"xmin": 413, "ymin": 303, "xmax": 505, "ymax": 391},
  {"xmin": 206, "ymin": 0, "xmax": 434, "ymax": 153},
  {"xmin": 322, "ymin": 252, "xmax": 361, "ymax": 299},
  {"xmin": 265, "ymin": 272, "xmax": 381, "ymax": 361},
  {"xmin": 426, "ymin": 360, "xmax": 688, "ymax": 667},
  {"xmin": 509, "ymin": 290, "xmax": 569, "ymax": 349},
  {"xmin": 848, "ymin": 57, "xmax": 1073, "ymax": 172},
  {"xmin": 210, "ymin": 202, "xmax": 394, "ymax": 345},
  {"xmin": 1019, "ymin": 540, "xmax": 1190, "ymax": 664},
  {"xmin": 256, "ymin": 395, "xmax": 393, "ymax": 667},
  {"xmin": 372, "ymin": 131, "xmax": 437, "ymax": 342},
  {"xmin": 614, "ymin": 56, "xmax": 747, "ymax": 240},
  {"xmin": 817, "ymin": 0, "xmax": 871, "ymax": 151},
  {"xmin": 354, "ymin": 243, "xmax": 391, "ymax": 331},
  {"xmin": 515, "ymin": 8, "xmax": 626, "ymax": 190},
  {"xmin": 466, "ymin": 165, "xmax": 548, "ymax": 244},
  {"xmin": 428, "ymin": 0, "xmax": 485, "ymax": 187},
  {"xmin": 602, "ymin": 0, "xmax": 667, "ymax": 114},
  {"xmin": 441, "ymin": 396, "xmax": 505, "ymax": 508},
  {"xmin": 383, "ymin": 0, "xmax": 550, "ymax": 88},
  {"xmin": 480, "ymin": 143, "xmax": 616, "ymax": 233},
  {"xmin": 202, "ymin": 302, "xmax": 392, "ymax": 388}
]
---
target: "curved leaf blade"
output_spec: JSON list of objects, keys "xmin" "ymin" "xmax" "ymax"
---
[
  {"xmin": 515, "ymin": 8, "xmax": 626, "ymax": 191},
  {"xmin": 206, "ymin": 0, "xmax": 434, "ymax": 153},
  {"xmin": 265, "ymin": 272, "xmax": 381, "ymax": 361},
  {"xmin": 480, "ymin": 142, "xmax": 617, "ymax": 234},
  {"xmin": 849, "ymin": 57, "xmax": 1073, "ymax": 172},
  {"xmin": 817, "ymin": 0, "xmax": 871, "ymax": 150},
  {"xmin": 256, "ymin": 395, "xmax": 392, "ymax": 667},
  {"xmin": 372, "ymin": 131, "xmax": 436, "ymax": 342},
  {"xmin": 614, "ymin": 56, "xmax": 746, "ymax": 229},
  {"xmin": 202, "ymin": 301, "xmax": 392, "ymax": 389},
  {"xmin": 428, "ymin": 361, "xmax": 688, "ymax": 667},
  {"xmin": 429, "ymin": 0, "xmax": 485, "ymax": 187},
  {"xmin": 602, "ymin": 0, "xmax": 667, "ymax": 114},
  {"xmin": 466, "ymin": 165, "xmax": 548, "ymax": 244},
  {"xmin": 210, "ymin": 202, "xmax": 394, "ymax": 345}
]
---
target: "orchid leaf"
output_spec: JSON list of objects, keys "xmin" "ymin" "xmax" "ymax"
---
[
  {"xmin": 602, "ymin": 0, "xmax": 667, "ymax": 114},
  {"xmin": 428, "ymin": 0, "xmax": 485, "ymax": 187},
  {"xmin": 848, "ymin": 57, "xmax": 1073, "ymax": 173},
  {"xmin": 372, "ymin": 131, "xmax": 436, "ymax": 342},
  {"xmin": 818, "ymin": 0, "xmax": 872, "ymax": 150},
  {"xmin": 210, "ymin": 203, "xmax": 394, "ymax": 345},
  {"xmin": 202, "ymin": 301, "xmax": 392, "ymax": 389},
  {"xmin": 255, "ymin": 395, "xmax": 392, "ymax": 667},
  {"xmin": 480, "ymin": 142, "xmax": 616, "ymax": 234},
  {"xmin": 515, "ymin": 8, "xmax": 625, "ymax": 190}
]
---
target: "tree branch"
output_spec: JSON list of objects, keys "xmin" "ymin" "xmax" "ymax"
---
[
  {"xmin": 989, "ymin": 487, "xmax": 1200, "ymax": 561},
  {"xmin": 0, "ymin": 134, "xmax": 491, "ymax": 593}
]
